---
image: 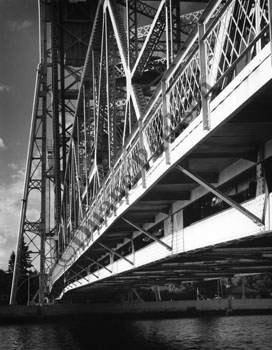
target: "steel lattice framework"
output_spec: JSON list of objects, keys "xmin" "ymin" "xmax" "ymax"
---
[
  {"xmin": 10, "ymin": 0, "xmax": 204, "ymax": 305},
  {"xmin": 11, "ymin": 0, "xmax": 272, "ymax": 304},
  {"xmin": 10, "ymin": 0, "xmax": 99, "ymax": 304}
]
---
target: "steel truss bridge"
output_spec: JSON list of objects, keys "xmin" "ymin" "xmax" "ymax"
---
[{"xmin": 10, "ymin": 0, "xmax": 272, "ymax": 304}]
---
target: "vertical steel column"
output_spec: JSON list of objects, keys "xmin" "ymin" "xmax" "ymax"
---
[
  {"xmin": 162, "ymin": 79, "xmax": 170, "ymax": 164},
  {"xmin": 96, "ymin": 15, "xmax": 107, "ymax": 179},
  {"xmin": 126, "ymin": 0, "xmax": 138, "ymax": 68},
  {"xmin": 105, "ymin": 11, "xmax": 111, "ymax": 169},
  {"xmin": 255, "ymin": 0, "xmax": 262, "ymax": 53},
  {"xmin": 38, "ymin": 0, "xmax": 49, "ymax": 304},
  {"xmin": 92, "ymin": 49, "xmax": 98, "ymax": 171},
  {"xmin": 105, "ymin": 11, "xmax": 117, "ymax": 168},
  {"xmin": 9, "ymin": 68, "xmax": 42, "ymax": 305},
  {"xmin": 58, "ymin": 0, "xmax": 66, "ymax": 183},
  {"xmin": 171, "ymin": 0, "xmax": 181, "ymax": 58},
  {"xmin": 10, "ymin": 0, "xmax": 48, "ymax": 304},
  {"xmin": 268, "ymin": 0, "xmax": 272, "ymax": 63},
  {"xmin": 123, "ymin": 148, "xmax": 129, "ymax": 204},
  {"xmin": 83, "ymin": 83, "xmax": 89, "ymax": 201},
  {"xmin": 39, "ymin": 76, "xmax": 47, "ymax": 304},
  {"xmin": 165, "ymin": 0, "xmax": 170, "ymax": 69},
  {"xmin": 198, "ymin": 20, "xmax": 210, "ymax": 130},
  {"xmin": 51, "ymin": 3, "xmax": 62, "ymax": 236},
  {"xmin": 139, "ymin": 119, "xmax": 146, "ymax": 188}
]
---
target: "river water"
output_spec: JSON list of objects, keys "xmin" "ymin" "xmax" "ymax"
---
[{"xmin": 0, "ymin": 315, "xmax": 271, "ymax": 349}]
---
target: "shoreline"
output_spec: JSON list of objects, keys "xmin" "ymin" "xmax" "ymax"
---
[{"xmin": 0, "ymin": 298, "xmax": 272, "ymax": 324}]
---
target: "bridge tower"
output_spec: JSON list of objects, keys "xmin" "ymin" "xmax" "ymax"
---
[{"xmin": 10, "ymin": 0, "xmax": 99, "ymax": 304}]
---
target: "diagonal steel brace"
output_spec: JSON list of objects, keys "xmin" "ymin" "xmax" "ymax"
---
[
  {"xmin": 176, "ymin": 165, "xmax": 264, "ymax": 227},
  {"xmin": 122, "ymin": 217, "xmax": 172, "ymax": 250},
  {"xmin": 84, "ymin": 256, "xmax": 112, "ymax": 273},
  {"xmin": 98, "ymin": 242, "xmax": 134, "ymax": 265}
]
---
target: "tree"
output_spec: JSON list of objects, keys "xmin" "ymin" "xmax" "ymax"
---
[
  {"xmin": 8, "ymin": 238, "xmax": 33, "ymax": 275},
  {"xmin": 244, "ymin": 274, "xmax": 272, "ymax": 298},
  {"xmin": 7, "ymin": 239, "xmax": 36, "ymax": 305},
  {"xmin": 21, "ymin": 238, "xmax": 32, "ymax": 274},
  {"xmin": 0, "ymin": 269, "xmax": 12, "ymax": 305},
  {"xmin": 7, "ymin": 251, "xmax": 15, "ymax": 274},
  {"xmin": 232, "ymin": 274, "xmax": 272, "ymax": 298}
]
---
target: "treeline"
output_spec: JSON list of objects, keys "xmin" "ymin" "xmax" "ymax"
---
[
  {"xmin": 0, "ymin": 239, "xmax": 39, "ymax": 305},
  {"xmin": 131, "ymin": 275, "xmax": 272, "ymax": 302}
]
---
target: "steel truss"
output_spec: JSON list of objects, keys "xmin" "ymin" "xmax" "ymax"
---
[
  {"xmin": 10, "ymin": 0, "xmax": 52, "ymax": 305},
  {"xmin": 10, "ymin": 0, "xmax": 97, "ymax": 304},
  {"xmin": 49, "ymin": 0, "xmax": 271, "ymax": 296},
  {"xmin": 14, "ymin": 0, "xmax": 270, "ymax": 301},
  {"xmin": 57, "ymin": 0, "xmax": 204, "ymax": 272}
]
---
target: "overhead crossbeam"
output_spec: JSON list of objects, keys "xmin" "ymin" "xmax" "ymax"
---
[
  {"xmin": 97, "ymin": 242, "xmax": 134, "ymax": 265},
  {"xmin": 121, "ymin": 217, "xmax": 172, "ymax": 251},
  {"xmin": 176, "ymin": 165, "xmax": 264, "ymax": 227}
]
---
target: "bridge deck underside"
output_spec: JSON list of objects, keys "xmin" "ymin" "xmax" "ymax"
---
[
  {"xmin": 64, "ymin": 233, "xmax": 272, "ymax": 302},
  {"xmin": 55, "ymin": 74, "xmax": 272, "ymax": 301}
]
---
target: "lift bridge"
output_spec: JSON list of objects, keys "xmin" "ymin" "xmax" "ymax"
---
[{"xmin": 10, "ymin": 0, "xmax": 272, "ymax": 304}]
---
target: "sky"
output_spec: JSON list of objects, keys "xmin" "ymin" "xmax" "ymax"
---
[{"xmin": 0, "ymin": 0, "xmax": 39, "ymax": 270}]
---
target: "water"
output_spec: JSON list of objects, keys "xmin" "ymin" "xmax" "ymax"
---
[{"xmin": 0, "ymin": 315, "xmax": 271, "ymax": 350}]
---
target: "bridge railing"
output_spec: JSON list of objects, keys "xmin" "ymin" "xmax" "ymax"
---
[
  {"xmin": 205, "ymin": 0, "xmax": 269, "ymax": 89},
  {"xmin": 142, "ymin": 0, "xmax": 270, "ymax": 150},
  {"xmin": 52, "ymin": 0, "xmax": 271, "ymax": 284}
]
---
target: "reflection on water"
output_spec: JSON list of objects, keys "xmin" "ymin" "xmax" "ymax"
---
[{"xmin": 0, "ymin": 315, "xmax": 271, "ymax": 349}]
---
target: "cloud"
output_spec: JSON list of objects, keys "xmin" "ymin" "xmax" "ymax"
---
[
  {"xmin": 0, "ymin": 84, "xmax": 11, "ymax": 93},
  {"xmin": 0, "ymin": 173, "xmax": 23, "ymax": 269},
  {"xmin": 0, "ymin": 138, "xmax": 7, "ymax": 150},
  {"xmin": 0, "ymin": 165, "xmax": 40, "ymax": 270},
  {"xmin": 8, "ymin": 163, "xmax": 18, "ymax": 171},
  {"xmin": 0, "ymin": 235, "xmax": 7, "ymax": 245},
  {"xmin": 11, "ymin": 167, "xmax": 25, "ymax": 180},
  {"xmin": 7, "ymin": 19, "xmax": 33, "ymax": 32}
]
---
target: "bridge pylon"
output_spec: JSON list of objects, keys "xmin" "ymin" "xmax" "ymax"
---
[{"xmin": 10, "ymin": 0, "xmax": 98, "ymax": 304}]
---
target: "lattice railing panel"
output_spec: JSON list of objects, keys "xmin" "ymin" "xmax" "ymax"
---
[
  {"xmin": 205, "ymin": 0, "xmax": 269, "ymax": 91},
  {"xmin": 126, "ymin": 138, "xmax": 144, "ymax": 183},
  {"xmin": 168, "ymin": 50, "xmax": 201, "ymax": 136},
  {"xmin": 112, "ymin": 159, "xmax": 127, "ymax": 203},
  {"xmin": 144, "ymin": 104, "xmax": 164, "ymax": 156}
]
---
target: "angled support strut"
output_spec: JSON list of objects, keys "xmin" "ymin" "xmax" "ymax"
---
[
  {"xmin": 84, "ymin": 256, "xmax": 112, "ymax": 274},
  {"xmin": 98, "ymin": 242, "xmax": 134, "ymax": 266},
  {"xmin": 122, "ymin": 217, "xmax": 172, "ymax": 250},
  {"xmin": 176, "ymin": 165, "xmax": 264, "ymax": 227}
]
